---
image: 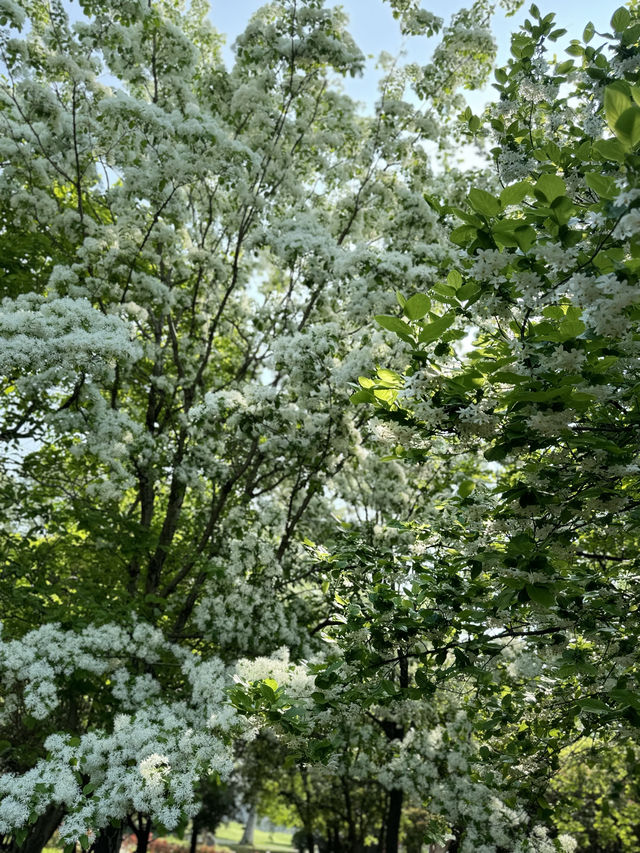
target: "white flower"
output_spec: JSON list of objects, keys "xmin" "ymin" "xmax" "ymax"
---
[{"xmin": 139, "ymin": 754, "xmax": 171, "ymax": 788}]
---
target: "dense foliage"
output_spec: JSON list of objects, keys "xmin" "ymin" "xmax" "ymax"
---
[{"xmin": 1, "ymin": 0, "xmax": 639, "ymax": 852}]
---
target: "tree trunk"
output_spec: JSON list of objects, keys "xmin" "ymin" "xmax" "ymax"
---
[
  {"xmin": 189, "ymin": 820, "xmax": 199, "ymax": 853},
  {"xmin": 240, "ymin": 805, "xmax": 256, "ymax": 846},
  {"xmin": 135, "ymin": 818, "xmax": 152, "ymax": 853},
  {"xmin": 305, "ymin": 830, "xmax": 314, "ymax": 853},
  {"xmin": 376, "ymin": 792, "xmax": 387, "ymax": 853},
  {"xmin": 12, "ymin": 804, "xmax": 64, "ymax": 853},
  {"xmin": 91, "ymin": 823, "xmax": 124, "ymax": 853},
  {"xmin": 384, "ymin": 789, "xmax": 403, "ymax": 853}
]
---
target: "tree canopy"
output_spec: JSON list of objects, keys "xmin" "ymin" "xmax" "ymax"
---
[{"xmin": 1, "ymin": 1, "xmax": 639, "ymax": 852}]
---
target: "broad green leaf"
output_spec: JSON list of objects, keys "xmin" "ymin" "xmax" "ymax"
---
[
  {"xmin": 611, "ymin": 6, "xmax": 631, "ymax": 32},
  {"xmin": 605, "ymin": 82, "xmax": 632, "ymax": 130},
  {"xmin": 468, "ymin": 187, "xmax": 501, "ymax": 218},
  {"xmin": 578, "ymin": 697, "xmax": 610, "ymax": 714},
  {"xmin": 457, "ymin": 281, "xmax": 481, "ymax": 301},
  {"xmin": 583, "ymin": 21, "xmax": 595, "ymax": 42},
  {"xmin": 615, "ymin": 106, "xmax": 640, "ymax": 149},
  {"xmin": 584, "ymin": 172, "xmax": 617, "ymax": 198},
  {"xmin": 526, "ymin": 584, "xmax": 555, "ymax": 607},
  {"xmin": 376, "ymin": 368, "xmax": 403, "ymax": 385},
  {"xmin": 610, "ymin": 688, "xmax": 640, "ymax": 710},
  {"xmin": 350, "ymin": 389, "xmax": 374, "ymax": 405},
  {"xmin": 500, "ymin": 182, "xmax": 530, "ymax": 206},
  {"xmin": 557, "ymin": 318, "xmax": 586, "ymax": 340},
  {"xmin": 514, "ymin": 225, "xmax": 537, "ymax": 252},
  {"xmin": 593, "ymin": 137, "xmax": 628, "ymax": 163},
  {"xmin": 358, "ymin": 376, "xmax": 375, "ymax": 388},
  {"xmin": 535, "ymin": 174, "xmax": 566, "ymax": 202},
  {"xmin": 375, "ymin": 314, "xmax": 413, "ymax": 337},
  {"xmin": 404, "ymin": 293, "xmax": 431, "ymax": 320},
  {"xmin": 458, "ymin": 480, "xmax": 475, "ymax": 498},
  {"xmin": 447, "ymin": 269, "xmax": 463, "ymax": 288},
  {"xmin": 484, "ymin": 443, "xmax": 509, "ymax": 462},
  {"xmin": 419, "ymin": 312, "xmax": 456, "ymax": 344},
  {"xmin": 622, "ymin": 23, "xmax": 640, "ymax": 46},
  {"xmin": 450, "ymin": 224, "xmax": 478, "ymax": 246},
  {"xmin": 373, "ymin": 388, "xmax": 396, "ymax": 403}
]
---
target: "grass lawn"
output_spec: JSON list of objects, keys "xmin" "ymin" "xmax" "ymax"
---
[
  {"xmin": 43, "ymin": 821, "xmax": 295, "ymax": 853},
  {"xmin": 213, "ymin": 821, "xmax": 294, "ymax": 852}
]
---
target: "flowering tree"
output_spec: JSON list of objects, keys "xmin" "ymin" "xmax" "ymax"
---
[
  {"xmin": 0, "ymin": 0, "xmax": 523, "ymax": 850},
  {"xmin": 269, "ymin": 4, "xmax": 640, "ymax": 851}
]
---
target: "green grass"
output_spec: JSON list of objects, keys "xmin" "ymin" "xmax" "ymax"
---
[
  {"xmin": 41, "ymin": 821, "xmax": 295, "ymax": 853},
  {"xmin": 213, "ymin": 821, "xmax": 294, "ymax": 852}
]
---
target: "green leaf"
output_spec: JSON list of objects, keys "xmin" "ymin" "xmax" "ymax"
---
[
  {"xmin": 610, "ymin": 688, "xmax": 640, "ymax": 710},
  {"xmin": 584, "ymin": 172, "xmax": 617, "ymax": 198},
  {"xmin": 611, "ymin": 6, "xmax": 631, "ymax": 32},
  {"xmin": 375, "ymin": 315, "xmax": 414, "ymax": 337},
  {"xmin": 605, "ymin": 82, "xmax": 632, "ymax": 130},
  {"xmin": 447, "ymin": 269, "xmax": 463, "ymax": 289},
  {"xmin": 535, "ymin": 174, "xmax": 566, "ymax": 202},
  {"xmin": 556, "ymin": 59, "xmax": 575, "ymax": 74},
  {"xmin": 458, "ymin": 480, "xmax": 475, "ymax": 498},
  {"xmin": 622, "ymin": 23, "xmax": 640, "ymax": 46},
  {"xmin": 566, "ymin": 41, "xmax": 584, "ymax": 57},
  {"xmin": 484, "ymin": 443, "xmax": 509, "ymax": 462},
  {"xmin": 526, "ymin": 584, "xmax": 555, "ymax": 607},
  {"xmin": 513, "ymin": 225, "xmax": 536, "ymax": 252},
  {"xmin": 457, "ymin": 281, "xmax": 481, "ymax": 301},
  {"xmin": 450, "ymin": 225, "xmax": 478, "ymax": 246},
  {"xmin": 500, "ymin": 181, "xmax": 530, "ymax": 206},
  {"xmin": 419, "ymin": 312, "xmax": 456, "ymax": 344},
  {"xmin": 376, "ymin": 367, "xmax": 403, "ymax": 386},
  {"xmin": 583, "ymin": 21, "xmax": 595, "ymax": 42},
  {"xmin": 468, "ymin": 187, "xmax": 501, "ymax": 218},
  {"xmin": 593, "ymin": 137, "xmax": 627, "ymax": 164},
  {"xmin": 80, "ymin": 837, "xmax": 90, "ymax": 851},
  {"xmin": 404, "ymin": 293, "xmax": 431, "ymax": 320},
  {"xmin": 557, "ymin": 318, "xmax": 586, "ymax": 340},
  {"xmin": 469, "ymin": 115, "xmax": 481, "ymax": 132},
  {"xmin": 350, "ymin": 389, "xmax": 374, "ymax": 405},
  {"xmin": 578, "ymin": 697, "xmax": 610, "ymax": 714},
  {"xmin": 614, "ymin": 106, "xmax": 640, "ymax": 149},
  {"xmin": 373, "ymin": 388, "xmax": 396, "ymax": 404}
]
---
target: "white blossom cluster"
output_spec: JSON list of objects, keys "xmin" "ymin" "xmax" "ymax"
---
[{"xmin": 0, "ymin": 622, "xmax": 237, "ymax": 841}]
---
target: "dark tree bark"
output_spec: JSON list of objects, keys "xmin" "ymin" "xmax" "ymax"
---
[
  {"xmin": 384, "ymin": 789, "xmax": 403, "ymax": 853},
  {"xmin": 189, "ymin": 819, "xmax": 199, "ymax": 853},
  {"xmin": 127, "ymin": 813, "xmax": 152, "ymax": 853},
  {"xmin": 376, "ymin": 792, "xmax": 388, "ymax": 853},
  {"xmin": 90, "ymin": 823, "xmax": 123, "ymax": 853},
  {"xmin": 379, "ymin": 651, "xmax": 409, "ymax": 853},
  {"xmin": 10, "ymin": 804, "xmax": 64, "ymax": 853}
]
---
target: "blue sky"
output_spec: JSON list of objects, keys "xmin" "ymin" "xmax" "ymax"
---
[{"xmin": 210, "ymin": 0, "xmax": 620, "ymax": 110}]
